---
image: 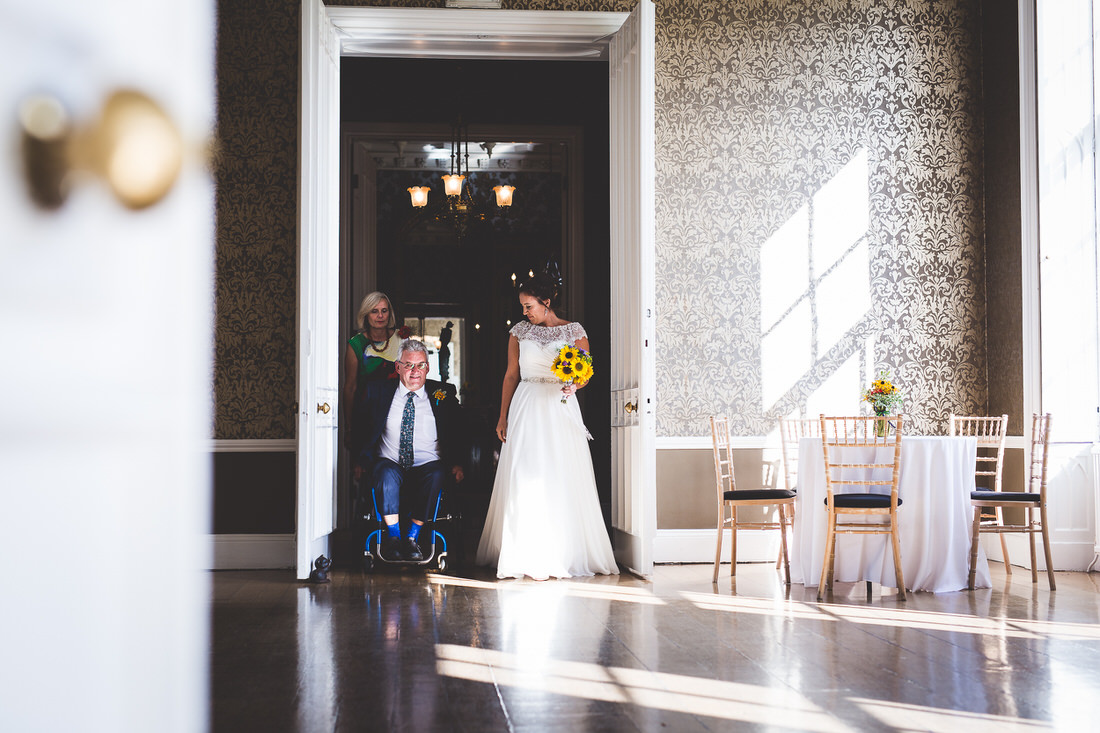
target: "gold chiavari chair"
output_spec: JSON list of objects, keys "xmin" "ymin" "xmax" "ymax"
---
[
  {"xmin": 818, "ymin": 414, "xmax": 905, "ymax": 601},
  {"xmin": 711, "ymin": 416, "xmax": 796, "ymax": 584},
  {"xmin": 968, "ymin": 413, "xmax": 1055, "ymax": 590},
  {"xmin": 950, "ymin": 414, "xmax": 1010, "ymax": 571}
]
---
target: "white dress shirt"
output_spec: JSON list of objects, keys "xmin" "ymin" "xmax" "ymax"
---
[{"xmin": 378, "ymin": 384, "xmax": 440, "ymax": 467}]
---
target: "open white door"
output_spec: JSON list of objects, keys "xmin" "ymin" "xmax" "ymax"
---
[
  {"xmin": 1, "ymin": 1, "xmax": 213, "ymax": 729},
  {"xmin": 297, "ymin": 0, "xmax": 342, "ymax": 579},
  {"xmin": 609, "ymin": 0, "xmax": 656, "ymax": 576}
]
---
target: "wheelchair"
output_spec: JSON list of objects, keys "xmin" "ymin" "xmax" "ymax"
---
[{"xmin": 357, "ymin": 482, "xmax": 459, "ymax": 573}]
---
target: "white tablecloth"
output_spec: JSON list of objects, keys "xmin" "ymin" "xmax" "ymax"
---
[{"xmin": 790, "ymin": 435, "xmax": 991, "ymax": 592}]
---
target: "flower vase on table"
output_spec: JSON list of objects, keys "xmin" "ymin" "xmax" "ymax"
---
[
  {"xmin": 873, "ymin": 408, "xmax": 891, "ymax": 437},
  {"xmin": 862, "ymin": 370, "xmax": 903, "ymax": 437}
]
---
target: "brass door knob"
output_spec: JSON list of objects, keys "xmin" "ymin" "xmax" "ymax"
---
[
  {"xmin": 624, "ymin": 401, "xmax": 637, "ymax": 414},
  {"xmin": 19, "ymin": 89, "xmax": 184, "ymax": 210},
  {"xmin": 317, "ymin": 402, "xmax": 331, "ymax": 414}
]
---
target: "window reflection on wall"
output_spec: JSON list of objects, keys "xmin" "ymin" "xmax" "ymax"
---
[{"xmin": 760, "ymin": 149, "xmax": 873, "ymax": 417}]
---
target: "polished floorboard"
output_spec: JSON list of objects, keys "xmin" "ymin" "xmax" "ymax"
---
[{"xmin": 211, "ymin": 562, "xmax": 1100, "ymax": 732}]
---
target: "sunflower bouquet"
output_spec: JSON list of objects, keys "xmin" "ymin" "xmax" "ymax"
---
[
  {"xmin": 551, "ymin": 343, "xmax": 594, "ymax": 404},
  {"xmin": 861, "ymin": 369, "xmax": 904, "ymax": 415}
]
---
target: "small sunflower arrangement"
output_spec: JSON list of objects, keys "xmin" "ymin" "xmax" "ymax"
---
[
  {"xmin": 432, "ymin": 389, "xmax": 447, "ymax": 405},
  {"xmin": 861, "ymin": 369, "xmax": 904, "ymax": 415},
  {"xmin": 551, "ymin": 344, "xmax": 594, "ymax": 404}
]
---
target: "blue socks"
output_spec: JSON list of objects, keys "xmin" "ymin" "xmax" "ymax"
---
[{"xmin": 386, "ymin": 520, "xmax": 424, "ymax": 542}]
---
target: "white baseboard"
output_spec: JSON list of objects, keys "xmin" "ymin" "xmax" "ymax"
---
[
  {"xmin": 980, "ymin": 534, "xmax": 1095, "ymax": 572},
  {"xmin": 208, "ymin": 533, "xmax": 295, "ymax": 569},
  {"xmin": 654, "ymin": 528, "xmax": 783, "ymax": 564}
]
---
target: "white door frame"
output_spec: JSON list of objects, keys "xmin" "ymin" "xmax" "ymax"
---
[
  {"xmin": 297, "ymin": 0, "xmax": 342, "ymax": 579},
  {"xmin": 301, "ymin": 2, "xmax": 657, "ymax": 574}
]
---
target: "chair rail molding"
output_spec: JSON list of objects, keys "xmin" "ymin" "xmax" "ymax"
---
[{"xmin": 209, "ymin": 438, "xmax": 296, "ymax": 452}]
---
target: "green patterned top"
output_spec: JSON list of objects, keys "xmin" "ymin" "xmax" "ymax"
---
[{"xmin": 348, "ymin": 331, "xmax": 401, "ymax": 382}]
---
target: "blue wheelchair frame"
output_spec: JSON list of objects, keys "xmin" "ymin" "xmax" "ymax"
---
[{"xmin": 362, "ymin": 486, "xmax": 450, "ymax": 572}]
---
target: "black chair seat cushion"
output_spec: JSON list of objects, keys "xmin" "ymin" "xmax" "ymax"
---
[
  {"xmin": 724, "ymin": 489, "xmax": 796, "ymax": 501},
  {"xmin": 971, "ymin": 490, "xmax": 1041, "ymax": 503},
  {"xmin": 826, "ymin": 493, "xmax": 900, "ymax": 509}
]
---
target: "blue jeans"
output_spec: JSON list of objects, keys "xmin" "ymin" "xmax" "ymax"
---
[{"xmin": 372, "ymin": 458, "xmax": 445, "ymax": 523}]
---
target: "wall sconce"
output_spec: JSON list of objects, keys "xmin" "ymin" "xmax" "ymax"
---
[
  {"xmin": 441, "ymin": 173, "xmax": 465, "ymax": 196},
  {"xmin": 408, "ymin": 186, "xmax": 429, "ymax": 208},
  {"xmin": 493, "ymin": 184, "xmax": 515, "ymax": 207}
]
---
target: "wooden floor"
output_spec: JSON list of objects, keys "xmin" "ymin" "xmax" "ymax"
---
[{"xmin": 211, "ymin": 562, "xmax": 1100, "ymax": 732}]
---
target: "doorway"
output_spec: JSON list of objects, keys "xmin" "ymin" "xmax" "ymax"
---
[
  {"xmin": 336, "ymin": 62, "xmax": 609, "ymax": 561},
  {"xmin": 298, "ymin": 2, "xmax": 656, "ymax": 578}
]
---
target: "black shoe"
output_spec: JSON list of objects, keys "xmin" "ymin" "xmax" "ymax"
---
[
  {"xmin": 381, "ymin": 534, "xmax": 404, "ymax": 561},
  {"xmin": 401, "ymin": 537, "xmax": 424, "ymax": 562}
]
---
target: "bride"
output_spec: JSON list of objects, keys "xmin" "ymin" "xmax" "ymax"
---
[{"xmin": 476, "ymin": 273, "xmax": 618, "ymax": 580}]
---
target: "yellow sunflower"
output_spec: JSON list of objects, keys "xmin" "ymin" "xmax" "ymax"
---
[{"xmin": 552, "ymin": 360, "xmax": 575, "ymax": 382}]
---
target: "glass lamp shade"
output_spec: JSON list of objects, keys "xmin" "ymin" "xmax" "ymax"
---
[
  {"xmin": 408, "ymin": 186, "xmax": 430, "ymax": 208},
  {"xmin": 442, "ymin": 174, "xmax": 465, "ymax": 196},
  {"xmin": 493, "ymin": 184, "xmax": 516, "ymax": 207}
]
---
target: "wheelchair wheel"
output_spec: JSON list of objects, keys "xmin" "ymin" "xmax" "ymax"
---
[
  {"xmin": 436, "ymin": 553, "xmax": 448, "ymax": 574},
  {"xmin": 362, "ymin": 554, "xmax": 375, "ymax": 573}
]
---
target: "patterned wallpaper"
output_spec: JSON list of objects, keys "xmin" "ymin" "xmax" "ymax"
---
[
  {"xmin": 215, "ymin": 0, "xmax": 988, "ymax": 439},
  {"xmin": 656, "ymin": 0, "xmax": 986, "ymax": 437}
]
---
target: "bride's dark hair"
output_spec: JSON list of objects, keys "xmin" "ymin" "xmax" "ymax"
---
[{"xmin": 517, "ymin": 260, "xmax": 563, "ymax": 310}]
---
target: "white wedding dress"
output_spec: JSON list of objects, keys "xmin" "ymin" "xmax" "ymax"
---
[{"xmin": 476, "ymin": 321, "xmax": 619, "ymax": 580}]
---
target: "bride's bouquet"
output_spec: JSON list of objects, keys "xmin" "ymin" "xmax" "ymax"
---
[{"xmin": 551, "ymin": 344, "xmax": 593, "ymax": 404}]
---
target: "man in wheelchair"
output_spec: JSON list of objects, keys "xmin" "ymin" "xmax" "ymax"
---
[{"xmin": 350, "ymin": 339, "xmax": 465, "ymax": 562}]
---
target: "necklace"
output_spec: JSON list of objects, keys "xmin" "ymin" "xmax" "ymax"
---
[{"xmin": 367, "ymin": 329, "xmax": 391, "ymax": 353}]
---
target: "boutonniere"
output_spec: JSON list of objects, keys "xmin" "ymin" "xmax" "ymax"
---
[{"xmin": 432, "ymin": 389, "xmax": 447, "ymax": 405}]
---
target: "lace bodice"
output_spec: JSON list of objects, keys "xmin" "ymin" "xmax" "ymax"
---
[
  {"xmin": 510, "ymin": 321, "xmax": 588, "ymax": 383},
  {"xmin": 509, "ymin": 320, "xmax": 586, "ymax": 345}
]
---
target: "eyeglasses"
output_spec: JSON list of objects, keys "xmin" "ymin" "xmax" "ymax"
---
[{"xmin": 398, "ymin": 361, "xmax": 429, "ymax": 372}]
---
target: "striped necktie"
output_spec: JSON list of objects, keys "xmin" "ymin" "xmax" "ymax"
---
[{"xmin": 399, "ymin": 392, "xmax": 415, "ymax": 469}]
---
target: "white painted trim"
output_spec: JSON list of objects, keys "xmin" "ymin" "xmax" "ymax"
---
[
  {"xmin": 297, "ymin": 0, "xmax": 341, "ymax": 580},
  {"xmin": 655, "ymin": 436, "xmax": 1021, "ymax": 451},
  {"xmin": 310, "ymin": 2, "xmax": 654, "ymax": 577},
  {"xmin": 654, "ymin": 528, "xmax": 784, "ymax": 564},
  {"xmin": 209, "ymin": 439, "xmax": 296, "ymax": 453},
  {"xmin": 1020, "ymin": 0, "xmax": 1042, "ymax": 421},
  {"xmin": 328, "ymin": 6, "xmax": 629, "ymax": 60},
  {"xmin": 208, "ymin": 534, "xmax": 296, "ymax": 570},
  {"xmin": 608, "ymin": 0, "xmax": 656, "ymax": 577},
  {"xmin": 657, "ymin": 436, "xmax": 769, "ymax": 450},
  {"xmin": 981, "ymin": 532, "xmax": 1094, "ymax": 572}
]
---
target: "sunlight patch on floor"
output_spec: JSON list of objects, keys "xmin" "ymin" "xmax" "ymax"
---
[
  {"xmin": 435, "ymin": 643, "xmax": 850, "ymax": 731},
  {"xmin": 850, "ymin": 697, "xmax": 1052, "ymax": 732},
  {"xmin": 427, "ymin": 573, "xmax": 665, "ymax": 604}
]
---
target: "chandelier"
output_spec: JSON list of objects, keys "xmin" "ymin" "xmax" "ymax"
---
[{"xmin": 407, "ymin": 118, "xmax": 514, "ymax": 240}]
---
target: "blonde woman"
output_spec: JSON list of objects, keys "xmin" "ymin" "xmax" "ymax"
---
[{"xmin": 344, "ymin": 291, "xmax": 406, "ymax": 423}]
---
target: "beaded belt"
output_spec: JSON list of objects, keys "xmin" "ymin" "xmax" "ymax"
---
[{"xmin": 521, "ymin": 377, "xmax": 560, "ymax": 384}]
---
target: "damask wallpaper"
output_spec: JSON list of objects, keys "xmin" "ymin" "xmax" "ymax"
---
[
  {"xmin": 655, "ymin": 0, "xmax": 986, "ymax": 437},
  {"xmin": 215, "ymin": 0, "xmax": 989, "ymax": 439}
]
